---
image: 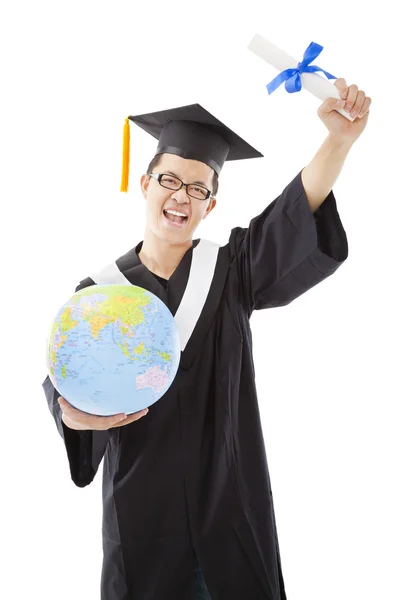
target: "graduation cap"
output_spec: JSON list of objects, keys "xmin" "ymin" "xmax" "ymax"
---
[{"xmin": 120, "ymin": 103, "xmax": 264, "ymax": 192}]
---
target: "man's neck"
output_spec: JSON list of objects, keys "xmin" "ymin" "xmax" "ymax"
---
[{"xmin": 138, "ymin": 230, "xmax": 195, "ymax": 280}]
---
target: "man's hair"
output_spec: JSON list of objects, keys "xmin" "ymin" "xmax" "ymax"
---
[{"xmin": 146, "ymin": 153, "xmax": 219, "ymax": 197}]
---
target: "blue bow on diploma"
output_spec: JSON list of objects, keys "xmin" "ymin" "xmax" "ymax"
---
[{"xmin": 266, "ymin": 42, "xmax": 337, "ymax": 94}]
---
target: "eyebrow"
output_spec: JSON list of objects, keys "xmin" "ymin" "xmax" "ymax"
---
[{"xmin": 164, "ymin": 170, "xmax": 208, "ymax": 187}]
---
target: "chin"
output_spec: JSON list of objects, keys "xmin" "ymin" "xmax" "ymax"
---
[
  {"xmin": 157, "ymin": 215, "xmax": 197, "ymax": 241},
  {"xmin": 151, "ymin": 226, "xmax": 190, "ymax": 244}
]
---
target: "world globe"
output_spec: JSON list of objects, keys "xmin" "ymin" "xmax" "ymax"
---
[{"xmin": 46, "ymin": 284, "xmax": 181, "ymax": 416}]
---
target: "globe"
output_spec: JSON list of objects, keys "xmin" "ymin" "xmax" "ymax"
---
[{"xmin": 46, "ymin": 284, "xmax": 181, "ymax": 416}]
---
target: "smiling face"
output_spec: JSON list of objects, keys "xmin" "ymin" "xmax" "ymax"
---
[{"xmin": 140, "ymin": 153, "xmax": 217, "ymax": 246}]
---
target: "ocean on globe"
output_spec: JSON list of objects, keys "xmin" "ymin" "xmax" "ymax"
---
[{"xmin": 46, "ymin": 284, "xmax": 181, "ymax": 416}]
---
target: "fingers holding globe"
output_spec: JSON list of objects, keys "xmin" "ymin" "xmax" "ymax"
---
[
  {"xmin": 47, "ymin": 284, "xmax": 181, "ymax": 418},
  {"xmin": 57, "ymin": 395, "xmax": 149, "ymax": 430}
]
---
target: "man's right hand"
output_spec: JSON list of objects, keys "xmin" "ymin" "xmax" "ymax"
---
[{"xmin": 58, "ymin": 396, "xmax": 149, "ymax": 431}]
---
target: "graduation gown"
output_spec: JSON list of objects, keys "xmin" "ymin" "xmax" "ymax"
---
[{"xmin": 42, "ymin": 169, "xmax": 348, "ymax": 599}]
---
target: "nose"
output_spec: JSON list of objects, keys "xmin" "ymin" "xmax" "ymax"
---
[{"xmin": 172, "ymin": 185, "xmax": 190, "ymax": 204}]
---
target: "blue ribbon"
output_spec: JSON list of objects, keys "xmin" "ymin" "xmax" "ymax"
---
[{"xmin": 266, "ymin": 42, "xmax": 337, "ymax": 95}]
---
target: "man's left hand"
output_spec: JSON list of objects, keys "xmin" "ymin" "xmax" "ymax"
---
[{"xmin": 318, "ymin": 78, "xmax": 372, "ymax": 144}]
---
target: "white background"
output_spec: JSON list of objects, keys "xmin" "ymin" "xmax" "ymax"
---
[{"xmin": 1, "ymin": 0, "xmax": 399, "ymax": 598}]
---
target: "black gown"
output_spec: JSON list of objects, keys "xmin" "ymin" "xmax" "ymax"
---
[{"xmin": 42, "ymin": 169, "xmax": 348, "ymax": 599}]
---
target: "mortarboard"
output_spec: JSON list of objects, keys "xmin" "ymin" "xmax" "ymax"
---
[{"xmin": 120, "ymin": 103, "xmax": 264, "ymax": 192}]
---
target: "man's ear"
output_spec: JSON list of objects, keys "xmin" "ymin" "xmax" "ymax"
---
[
  {"xmin": 203, "ymin": 197, "xmax": 217, "ymax": 219},
  {"xmin": 140, "ymin": 174, "xmax": 150, "ymax": 198}
]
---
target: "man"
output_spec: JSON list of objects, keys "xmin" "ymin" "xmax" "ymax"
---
[{"xmin": 43, "ymin": 78, "xmax": 371, "ymax": 599}]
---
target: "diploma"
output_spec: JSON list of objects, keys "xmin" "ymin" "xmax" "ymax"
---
[{"xmin": 247, "ymin": 34, "xmax": 354, "ymax": 122}]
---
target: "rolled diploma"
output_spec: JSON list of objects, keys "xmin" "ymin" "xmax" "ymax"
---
[{"xmin": 247, "ymin": 34, "xmax": 354, "ymax": 122}]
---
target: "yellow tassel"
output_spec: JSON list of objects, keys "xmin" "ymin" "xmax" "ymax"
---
[{"xmin": 120, "ymin": 117, "xmax": 130, "ymax": 192}]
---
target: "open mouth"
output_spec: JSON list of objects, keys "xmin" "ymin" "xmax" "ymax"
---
[{"xmin": 163, "ymin": 210, "xmax": 189, "ymax": 227}]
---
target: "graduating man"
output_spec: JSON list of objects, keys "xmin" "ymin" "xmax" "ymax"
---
[{"xmin": 43, "ymin": 78, "xmax": 371, "ymax": 599}]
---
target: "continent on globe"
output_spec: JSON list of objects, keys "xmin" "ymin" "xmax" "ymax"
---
[{"xmin": 136, "ymin": 365, "xmax": 171, "ymax": 394}]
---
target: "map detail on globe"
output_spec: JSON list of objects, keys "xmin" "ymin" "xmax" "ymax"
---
[{"xmin": 46, "ymin": 284, "xmax": 181, "ymax": 416}]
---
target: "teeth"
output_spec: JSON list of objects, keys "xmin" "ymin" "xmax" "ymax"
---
[{"xmin": 165, "ymin": 209, "xmax": 187, "ymax": 218}]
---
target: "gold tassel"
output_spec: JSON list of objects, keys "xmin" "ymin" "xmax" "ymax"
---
[{"xmin": 120, "ymin": 117, "xmax": 130, "ymax": 192}]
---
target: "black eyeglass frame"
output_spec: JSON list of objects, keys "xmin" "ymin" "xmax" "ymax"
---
[{"xmin": 148, "ymin": 172, "xmax": 213, "ymax": 201}]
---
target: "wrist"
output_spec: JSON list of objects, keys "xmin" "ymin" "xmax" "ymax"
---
[{"xmin": 326, "ymin": 133, "xmax": 354, "ymax": 153}]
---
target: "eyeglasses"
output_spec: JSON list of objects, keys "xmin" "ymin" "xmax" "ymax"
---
[{"xmin": 148, "ymin": 173, "xmax": 212, "ymax": 201}]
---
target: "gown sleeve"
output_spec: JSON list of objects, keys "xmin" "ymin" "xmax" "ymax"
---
[
  {"xmin": 232, "ymin": 167, "xmax": 349, "ymax": 315},
  {"xmin": 42, "ymin": 278, "xmax": 111, "ymax": 488}
]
